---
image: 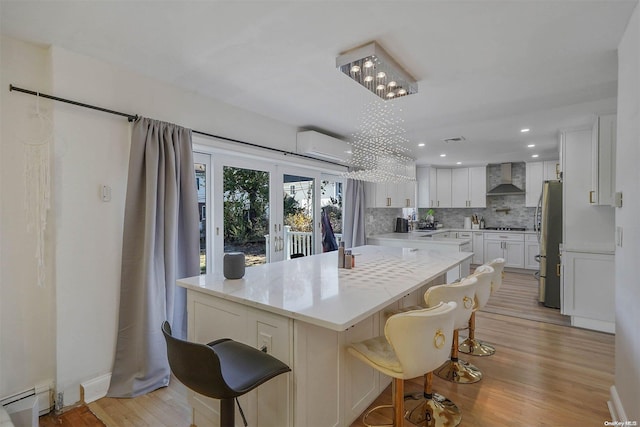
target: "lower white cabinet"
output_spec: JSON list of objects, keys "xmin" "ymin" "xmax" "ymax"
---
[
  {"xmin": 483, "ymin": 233, "xmax": 525, "ymax": 268},
  {"xmin": 472, "ymin": 232, "xmax": 484, "ymax": 264},
  {"xmin": 561, "ymin": 250, "xmax": 615, "ymax": 333},
  {"xmin": 525, "ymin": 234, "xmax": 540, "ymax": 270},
  {"xmin": 187, "ymin": 291, "xmax": 293, "ymax": 427}
]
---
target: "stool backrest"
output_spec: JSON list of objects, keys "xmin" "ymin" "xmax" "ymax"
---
[
  {"xmin": 471, "ymin": 265, "xmax": 494, "ymax": 310},
  {"xmin": 161, "ymin": 321, "xmax": 236, "ymax": 399},
  {"xmin": 424, "ymin": 276, "xmax": 478, "ymax": 330},
  {"xmin": 384, "ymin": 301, "xmax": 457, "ymax": 379},
  {"xmin": 487, "ymin": 258, "xmax": 506, "ymax": 293}
]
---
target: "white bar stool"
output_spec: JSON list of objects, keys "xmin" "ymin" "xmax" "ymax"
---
[
  {"xmin": 458, "ymin": 264, "xmax": 496, "ymax": 356},
  {"xmin": 348, "ymin": 302, "xmax": 457, "ymax": 427}
]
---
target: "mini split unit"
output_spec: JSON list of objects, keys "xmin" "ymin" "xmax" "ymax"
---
[{"xmin": 296, "ymin": 130, "xmax": 352, "ymax": 163}]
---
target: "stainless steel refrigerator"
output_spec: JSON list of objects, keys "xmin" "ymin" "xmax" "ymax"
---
[{"xmin": 535, "ymin": 180, "xmax": 563, "ymax": 308}]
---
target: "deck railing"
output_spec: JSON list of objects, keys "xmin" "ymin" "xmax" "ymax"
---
[{"xmin": 265, "ymin": 227, "xmax": 342, "ymax": 261}]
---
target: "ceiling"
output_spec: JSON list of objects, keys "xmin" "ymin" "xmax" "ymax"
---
[{"xmin": 1, "ymin": 1, "xmax": 636, "ymax": 167}]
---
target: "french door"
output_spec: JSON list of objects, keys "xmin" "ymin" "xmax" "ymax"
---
[{"xmin": 196, "ymin": 151, "xmax": 329, "ymax": 274}]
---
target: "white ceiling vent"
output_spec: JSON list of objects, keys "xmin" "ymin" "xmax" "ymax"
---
[
  {"xmin": 296, "ymin": 130, "xmax": 352, "ymax": 163},
  {"xmin": 441, "ymin": 136, "xmax": 466, "ymax": 143}
]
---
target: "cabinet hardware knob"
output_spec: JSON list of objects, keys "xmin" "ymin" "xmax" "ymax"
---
[
  {"xmin": 557, "ymin": 263, "xmax": 561, "ymax": 277},
  {"xmin": 589, "ymin": 190, "xmax": 595, "ymax": 204}
]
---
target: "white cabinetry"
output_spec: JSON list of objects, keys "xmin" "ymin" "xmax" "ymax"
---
[
  {"xmin": 544, "ymin": 160, "xmax": 560, "ymax": 181},
  {"xmin": 417, "ymin": 166, "xmax": 438, "ymax": 208},
  {"xmin": 525, "ymin": 160, "xmax": 559, "ymax": 207},
  {"xmin": 483, "ymin": 233, "xmax": 525, "ymax": 268},
  {"xmin": 561, "ymin": 251, "xmax": 614, "ymax": 333},
  {"xmin": 561, "ymin": 128, "xmax": 615, "ymax": 252},
  {"xmin": 560, "ymin": 123, "xmax": 616, "ymax": 333},
  {"xmin": 428, "ymin": 168, "xmax": 437, "ymax": 208},
  {"xmin": 430, "ymin": 166, "xmax": 486, "ymax": 208},
  {"xmin": 525, "ymin": 234, "xmax": 540, "ymax": 270},
  {"xmin": 472, "ymin": 232, "xmax": 484, "ymax": 264},
  {"xmin": 187, "ymin": 292, "xmax": 292, "ymax": 427},
  {"xmin": 589, "ymin": 114, "xmax": 616, "ymax": 206},
  {"xmin": 365, "ymin": 181, "xmax": 415, "ymax": 208},
  {"xmin": 435, "ymin": 169, "xmax": 452, "ymax": 207},
  {"xmin": 451, "ymin": 167, "xmax": 486, "ymax": 208},
  {"xmin": 469, "ymin": 167, "xmax": 487, "ymax": 207}
]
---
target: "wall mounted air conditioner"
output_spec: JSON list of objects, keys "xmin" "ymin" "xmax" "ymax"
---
[{"xmin": 296, "ymin": 130, "xmax": 352, "ymax": 163}]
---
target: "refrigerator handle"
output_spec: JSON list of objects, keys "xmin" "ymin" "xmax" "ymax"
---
[{"xmin": 535, "ymin": 187, "xmax": 543, "ymax": 244}]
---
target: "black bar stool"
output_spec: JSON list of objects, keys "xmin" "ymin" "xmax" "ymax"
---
[{"xmin": 161, "ymin": 321, "xmax": 290, "ymax": 427}]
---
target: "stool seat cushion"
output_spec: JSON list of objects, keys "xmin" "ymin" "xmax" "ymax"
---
[{"xmin": 349, "ymin": 336, "xmax": 402, "ymax": 375}]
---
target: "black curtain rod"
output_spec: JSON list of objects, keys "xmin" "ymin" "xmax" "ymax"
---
[
  {"xmin": 10, "ymin": 84, "xmax": 139, "ymax": 122},
  {"xmin": 8, "ymin": 84, "xmax": 346, "ymax": 167}
]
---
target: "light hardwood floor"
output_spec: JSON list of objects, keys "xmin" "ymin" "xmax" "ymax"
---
[{"xmin": 85, "ymin": 271, "xmax": 614, "ymax": 427}]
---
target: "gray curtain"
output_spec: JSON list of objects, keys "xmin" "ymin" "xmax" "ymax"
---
[
  {"xmin": 343, "ymin": 178, "xmax": 366, "ymax": 248},
  {"xmin": 108, "ymin": 117, "xmax": 200, "ymax": 398}
]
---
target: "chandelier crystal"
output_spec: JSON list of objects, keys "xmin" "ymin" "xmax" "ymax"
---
[{"xmin": 343, "ymin": 100, "xmax": 416, "ymax": 183}]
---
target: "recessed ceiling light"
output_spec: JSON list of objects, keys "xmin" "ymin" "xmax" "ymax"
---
[
  {"xmin": 456, "ymin": 162, "xmax": 462, "ymax": 165},
  {"xmin": 440, "ymin": 154, "xmax": 446, "ymax": 157},
  {"xmin": 527, "ymin": 144, "xmax": 535, "ymax": 148},
  {"xmin": 418, "ymin": 143, "xmax": 425, "ymax": 147},
  {"xmin": 521, "ymin": 128, "xmax": 530, "ymax": 133},
  {"xmin": 532, "ymin": 154, "xmax": 539, "ymax": 158}
]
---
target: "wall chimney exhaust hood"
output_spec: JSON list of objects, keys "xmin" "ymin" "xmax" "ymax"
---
[{"xmin": 487, "ymin": 163, "xmax": 525, "ymax": 196}]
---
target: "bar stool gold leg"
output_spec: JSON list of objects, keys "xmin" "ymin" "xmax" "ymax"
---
[
  {"xmin": 458, "ymin": 312, "xmax": 496, "ymax": 357},
  {"xmin": 435, "ymin": 330, "xmax": 483, "ymax": 384},
  {"xmin": 406, "ymin": 372, "xmax": 462, "ymax": 427}
]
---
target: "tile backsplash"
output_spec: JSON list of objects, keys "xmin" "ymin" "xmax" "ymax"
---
[{"xmin": 365, "ymin": 162, "xmax": 537, "ymax": 235}]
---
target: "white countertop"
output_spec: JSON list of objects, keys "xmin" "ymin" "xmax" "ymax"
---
[
  {"xmin": 367, "ymin": 232, "xmax": 469, "ymax": 246},
  {"xmin": 177, "ymin": 245, "xmax": 472, "ymax": 332}
]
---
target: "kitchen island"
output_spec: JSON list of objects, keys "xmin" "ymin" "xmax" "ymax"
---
[
  {"xmin": 177, "ymin": 245, "xmax": 472, "ymax": 427},
  {"xmin": 367, "ymin": 231, "xmax": 472, "ymax": 281}
]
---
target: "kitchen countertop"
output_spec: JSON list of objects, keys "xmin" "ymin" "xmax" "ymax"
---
[
  {"xmin": 176, "ymin": 245, "xmax": 472, "ymax": 332},
  {"xmin": 416, "ymin": 228, "xmax": 537, "ymax": 235},
  {"xmin": 367, "ymin": 232, "xmax": 470, "ymax": 246}
]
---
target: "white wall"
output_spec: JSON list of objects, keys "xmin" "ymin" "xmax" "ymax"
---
[
  {"xmin": 0, "ymin": 37, "xmax": 56, "ymax": 400},
  {"xmin": 614, "ymin": 4, "xmax": 640, "ymax": 420},
  {"xmin": 2, "ymin": 36, "xmax": 301, "ymax": 407}
]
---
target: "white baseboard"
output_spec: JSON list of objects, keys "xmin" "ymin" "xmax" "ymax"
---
[
  {"xmin": 80, "ymin": 373, "xmax": 111, "ymax": 404},
  {"xmin": 608, "ymin": 385, "xmax": 628, "ymax": 422},
  {"xmin": 571, "ymin": 316, "xmax": 615, "ymax": 334}
]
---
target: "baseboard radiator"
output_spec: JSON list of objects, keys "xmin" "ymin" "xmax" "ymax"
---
[{"xmin": 1, "ymin": 381, "xmax": 53, "ymax": 417}]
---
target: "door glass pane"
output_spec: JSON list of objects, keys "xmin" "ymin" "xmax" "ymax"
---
[
  {"xmin": 283, "ymin": 174, "xmax": 314, "ymax": 259},
  {"xmin": 223, "ymin": 166, "xmax": 270, "ymax": 267},
  {"xmin": 321, "ymin": 178, "xmax": 343, "ymax": 251},
  {"xmin": 195, "ymin": 162, "xmax": 207, "ymax": 274}
]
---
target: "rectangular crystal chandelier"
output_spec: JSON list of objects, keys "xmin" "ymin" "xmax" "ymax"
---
[{"xmin": 336, "ymin": 42, "xmax": 418, "ymax": 100}]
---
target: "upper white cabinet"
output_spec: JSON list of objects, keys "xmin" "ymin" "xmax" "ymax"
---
[
  {"xmin": 469, "ymin": 166, "xmax": 487, "ymax": 207},
  {"xmin": 451, "ymin": 167, "xmax": 487, "ymax": 208},
  {"xmin": 561, "ymin": 127, "xmax": 615, "ymax": 253},
  {"xmin": 435, "ymin": 169, "xmax": 452, "ymax": 208},
  {"xmin": 525, "ymin": 160, "xmax": 559, "ymax": 207},
  {"xmin": 428, "ymin": 168, "xmax": 437, "ymax": 208},
  {"xmin": 365, "ymin": 181, "xmax": 415, "ymax": 208},
  {"xmin": 590, "ymin": 114, "xmax": 616, "ymax": 206},
  {"xmin": 418, "ymin": 166, "xmax": 486, "ymax": 208}
]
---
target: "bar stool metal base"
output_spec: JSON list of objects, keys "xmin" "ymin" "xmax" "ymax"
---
[
  {"xmin": 458, "ymin": 337, "xmax": 496, "ymax": 356},
  {"xmin": 362, "ymin": 403, "xmax": 395, "ymax": 427},
  {"xmin": 435, "ymin": 359, "xmax": 483, "ymax": 384},
  {"xmin": 405, "ymin": 393, "xmax": 462, "ymax": 427}
]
